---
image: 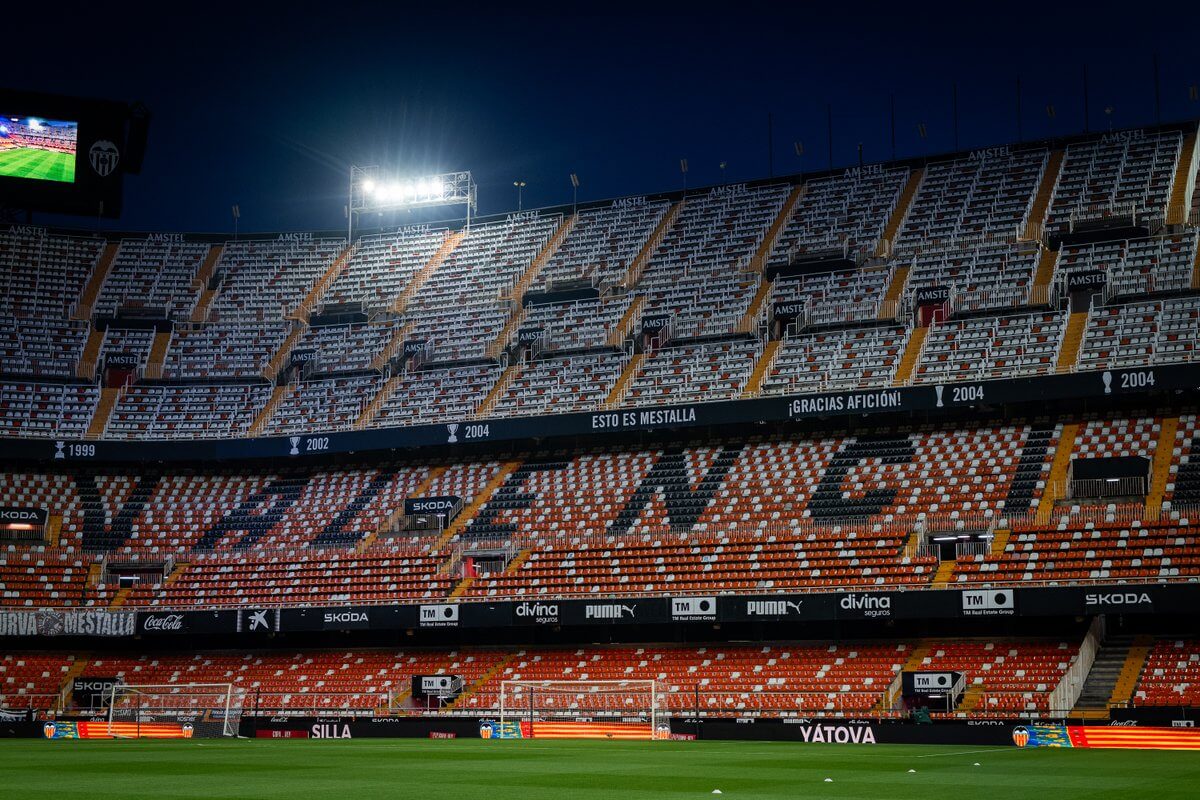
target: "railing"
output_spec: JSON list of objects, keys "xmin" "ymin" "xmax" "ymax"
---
[{"xmin": 1048, "ymin": 616, "xmax": 1104, "ymax": 714}]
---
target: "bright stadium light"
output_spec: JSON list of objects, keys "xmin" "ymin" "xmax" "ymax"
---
[{"xmin": 348, "ymin": 166, "xmax": 476, "ymax": 240}]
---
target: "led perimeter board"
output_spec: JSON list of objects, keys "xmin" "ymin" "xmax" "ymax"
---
[{"xmin": 0, "ymin": 88, "xmax": 140, "ymax": 218}]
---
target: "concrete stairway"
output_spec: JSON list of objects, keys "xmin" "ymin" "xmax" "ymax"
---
[
  {"xmin": 741, "ymin": 341, "xmax": 781, "ymax": 398},
  {"xmin": 1036, "ymin": 422, "xmax": 1081, "ymax": 524},
  {"xmin": 1024, "ymin": 150, "xmax": 1064, "ymax": 240},
  {"xmin": 604, "ymin": 353, "xmax": 645, "ymax": 406},
  {"xmin": 876, "ymin": 169, "xmax": 923, "ymax": 257},
  {"xmin": 1167, "ymin": 131, "xmax": 1198, "ymax": 225},
  {"xmin": 1055, "ymin": 311, "xmax": 1089, "ymax": 373},
  {"xmin": 72, "ymin": 242, "xmax": 119, "ymax": 321},
  {"xmin": 1145, "ymin": 416, "xmax": 1181, "ymax": 520},
  {"xmin": 892, "ymin": 326, "xmax": 928, "ymax": 385},
  {"xmin": 1073, "ymin": 635, "xmax": 1137, "ymax": 715},
  {"xmin": 85, "ymin": 387, "xmax": 123, "ymax": 438}
]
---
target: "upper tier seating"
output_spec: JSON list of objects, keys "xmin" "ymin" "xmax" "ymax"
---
[
  {"xmin": 322, "ymin": 228, "xmax": 448, "ymax": 313},
  {"xmin": 520, "ymin": 297, "xmax": 633, "ymax": 353},
  {"xmin": 759, "ymin": 325, "xmax": 907, "ymax": 396},
  {"xmin": 532, "ymin": 199, "xmax": 670, "ymax": 291},
  {"xmin": 902, "ymin": 242, "xmax": 1040, "ymax": 314},
  {"xmin": 769, "ymin": 267, "xmax": 894, "ymax": 327},
  {"xmin": 96, "ymin": 327, "xmax": 156, "ymax": 375},
  {"xmin": 897, "ymin": 148, "xmax": 1047, "ymax": 249},
  {"xmin": 160, "ymin": 323, "xmax": 289, "ymax": 381},
  {"xmin": 405, "ymin": 217, "xmax": 559, "ymax": 363},
  {"xmin": 105, "ymin": 384, "xmax": 271, "ymax": 440},
  {"xmin": 207, "ymin": 237, "xmax": 346, "ymax": 323},
  {"xmin": 368, "ymin": 364, "xmax": 501, "ymax": 429},
  {"xmin": 293, "ymin": 321, "xmax": 400, "ymax": 376},
  {"xmin": 914, "ymin": 311, "xmax": 1065, "ymax": 383},
  {"xmin": 1134, "ymin": 639, "xmax": 1200, "ymax": 707},
  {"xmin": 639, "ymin": 185, "xmax": 789, "ymax": 340},
  {"xmin": 0, "ymin": 229, "xmax": 103, "ymax": 319},
  {"xmin": 490, "ymin": 353, "xmax": 626, "ymax": 418},
  {"xmin": 0, "ymin": 381, "xmax": 98, "ymax": 438},
  {"xmin": 767, "ymin": 167, "xmax": 908, "ymax": 267},
  {"xmin": 1076, "ymin": 297, "xmax": 1200, "ymax": 372},
  {"xmin": 1047, "ymin": 131, "xmax": 1183, "ymax": 235},
  {"xmin": 94, "ymin": 238, "xmax": 208, "ymax": 320},
  {"xmin": 1056, "ymin": 233, "xmax": 1199, "ymax": 299},
  {"xmin": 263, "ymin": 375, "xmax": 383, "ymax": 435},
  {"xmin": 0, "ymin": 317, "xmax": 89, "ymax": 378},
  {"xmin": 622, "ymin": 340, "xmax": 761, "ymax": 408}
]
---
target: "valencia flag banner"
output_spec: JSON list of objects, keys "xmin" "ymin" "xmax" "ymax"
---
[{"xmin": 1067, "ymin": 726, "xmax": 1200, "ymax": 751}]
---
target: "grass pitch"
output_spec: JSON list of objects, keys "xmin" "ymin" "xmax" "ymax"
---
[
  {"xmin": 3, "ymin": 739, "xmax": 1200, "ymax": 799},
  {"xmin": 0, "ymin": 147, "xmax": 75, "ymax": 182}
]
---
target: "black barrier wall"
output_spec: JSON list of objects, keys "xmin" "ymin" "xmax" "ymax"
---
[{"xmin": 6, "ymin": 363, "xmax": 1195, "ymax": 463}]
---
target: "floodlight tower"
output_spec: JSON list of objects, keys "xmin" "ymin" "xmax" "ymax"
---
[{"xmin": 348, "ymin": 166, "xmax": 477, "ymax": 242}]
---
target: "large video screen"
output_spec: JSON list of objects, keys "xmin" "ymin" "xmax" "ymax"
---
[{"xmin": 0, "ymin": 114, "xmax": 78, "ymax": 183}]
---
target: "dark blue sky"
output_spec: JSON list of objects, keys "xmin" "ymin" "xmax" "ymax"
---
[{"xmin": 7, "ymin": 0, "xmax": 1200, "ymax": 233}]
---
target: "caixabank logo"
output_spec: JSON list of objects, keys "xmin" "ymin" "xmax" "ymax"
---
[
  {"xmin": 671, "ymin": 596, "xmax": 717, "ymax": 621},
  {"xmin": 419, "ymin": 604, "xmax": 459, "ymax": 628}
]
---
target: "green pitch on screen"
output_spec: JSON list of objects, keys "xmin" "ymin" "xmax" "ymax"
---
[
  {"xmin": 0, "ymin": 148, "xmax": 76, "ymax": 182},
  {"xmin": 4, "ymin": 738, "xmax": 1200, "ymax": 800}
]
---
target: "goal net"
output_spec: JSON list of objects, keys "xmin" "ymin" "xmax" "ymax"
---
[
  {"xmin": 106, "ymin": 683, "xmax": 243, "ymax": 738},
  {"xmin": 499, "ymin": 680, "xmax": 664, "ymax": 739}
]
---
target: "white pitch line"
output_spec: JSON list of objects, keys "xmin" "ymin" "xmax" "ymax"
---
[{"xmin": 913, "ymin": 747, "xmax": 1014, "ymax": 758}]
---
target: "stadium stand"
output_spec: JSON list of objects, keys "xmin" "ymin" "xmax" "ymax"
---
[
  {"xmin": 1133, "ymin": 639, "xmax": 1200, "ymax": 707},
  {"xmin": 93, "ymin": 237, "xmax": 208, "ymax": 320}
]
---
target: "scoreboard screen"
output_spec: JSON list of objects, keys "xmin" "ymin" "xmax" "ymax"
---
[
  {"xmin": 0, "ymin": 88, "xmax": 143, "ymax": 218},
  {"xmin": 0, "ymin": 114, "xmax": 80, "ymax": 183}
]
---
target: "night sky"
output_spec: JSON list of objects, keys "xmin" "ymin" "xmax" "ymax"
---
[{"xmin": 7, "ymin": 0, "xmax": 1200, "ymax": 234}]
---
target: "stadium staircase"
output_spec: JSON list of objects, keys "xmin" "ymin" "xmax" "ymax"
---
[
  {"xmin": 143, "ymin": 330, "xmax": 173, "ymax": 379},
  {"xmin": 955, "ymin": 685, "xmax": 985, "ymax": 714},
  {"xmin": 1145, "ymin": 416, "xmax": 1181, "ymax": 520},
  {"xmin": 432, "ymin": 462, "xmax": 523, "ymax": 550},
  {"xmin": 989, "ymin": 527, "xmax": 1011, "ymax": 557},
  {"xmin": 45, "ymin": 514, "xmax": 63, "ymax": 546},
  {"xmin": 746, "ymin": 184, "xmax": 806, "ymax": 273},
  {"xmin": 1030, "ymin": 247, "xmax": 1059, "ymax": 305},
  {"xmin": 108, "ymin": 587, "xmax": 133, "ymax": 608},
  {"xmin": 76, "ymin": 327, "xmax": 105, "ymax": 379},
  {"xmin": 1167, "ymin": 131, "xmax": 1198, "ymax": 225},
  {"xmin": 1035, "ymin": 422, "xmax": 1081, "ymax": 524},
  {"xmin": 446, "ymin": 654, "xmax": 516, "ymax": 712},
  {"xmin": 448, "ymin": 577, "xmax": 474, "ymax": 599},
  {"xmin": 930, "ymin": 560, "xmax": 957, "ymax": 589},
  {"xmin": 248, "ymin": 385, "xmax": 290, "ymax": 436},
  {"xmin": 391, "ymin": 230, "xmax": 465, "ymax": 314},
  {"xmin": 476, "ymin": 365, "xmax": 520, "ymax": 417},
  {"xmin": 736, "ymin": 279, "xmax": 773, "ymax": 335},
  {"xmin": 56, "ymin": 658, "xmax": 90, "ymax": 708},
  {"xmin": 604, "ymin": 353, "xmax": 645, "ymax": 406},
  {"xmin": 188, "ymin": 244, "xmax": 224, "ymax": 322},
  {"xmin": 891, "ymin": 326, "xmax": 927, "ymax": 385},
  {"xmin": 263, "ymin": 326, "xmax": 305, "ymax": 383},
  {"xmin": 1024, "ymin": 150, "xmax": 1064, "ymax": 240},
  {"xmin": 610, "ymin": 201, "xmax": 682, "ymax": 292},
  {"xmin": 740, "ymin": 341, "xmax": 781, "ymax": 398},
  {"xmin": 505, "ymin": 214, "xmax": 577, "ymax": 306},
  {"xmin": 370, "ymin": 322, "xmax": 413, "ymax": 371},
  {"xmin": 606, "ymin": 295, "xmax": 645, "ymax": 348},
  {"xmin": 876, "ymin": 168, "xmax": 923, "ymax": 257},
  {"xmin": 289, "ymin": 242, "xmax": 358, "ymax": 322},
  {"xmin": 71, "ymin": 242, "xmax": 119, "ymax": 321},
  {"xmin": 1055, "ymin": 312, "xmax": 1088, "ymax": 373},
  {"xmin": 485, "ymin": 313, "xmax": 527, "ymax": 362},
  {"xmin": 1192, "ymin": 236, "xmax": 1200, "ymax": 290},
  {"xmin": 878, "ymin": 266, "xmax": 910, "ymax": 320},
  {"xmin": 354, "ymin": 378, "xmax": 395, "ymax": 430},
  {"xmin": 85, "ymin": 387, "xmax": 124, "ymax": 438},
  {"xmin": 1108, "ymin": 635, "xmax": 1155, "ymax": 707},
  {"xmin": 873, "ymin": 642, "xmax": 933, "ymax": 713},
  {"xmin": 356, "ymin": 466, "xmax": 448, "ymax": 553},
  {"xmin": 1072, "ymin": 635, "xmax": 1138, "ymax": 718}
]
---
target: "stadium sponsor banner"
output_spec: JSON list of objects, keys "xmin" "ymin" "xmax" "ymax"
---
[
  {"xmin": 559, "ymin": 597, "xmax": 670, "ymax": 626},
  {"xmin": 242, "ymin": 715, "xmax": 483, "ymax": 739},
  {"xmin": 136, "ymin": 610, "xmax": 239, "ymax": 635},
  {"xmin": 1012, "ymin": 723, "xmax": 1200, "ymax": 750},
  {"xmin": 11, "ymin": 363, "xmax": 1200, "ymax": 463},
  {"xmin": 720, "ymin": 594, "xmax": 833, "ymax": 622},
  {"xmin": 0, "ymin": 609, "xmax": 134, "ymax": 637},
  {"xmin": 288, "ymin": 349, "xmax": 317, "ymax": 367},
  {"xmin": 0, "ymin": 506, "xmax": 48, "ymax": 525},
  {"xmin": 1066, "ymin": 270, "xmax": 1107, "ymax": 291},
  {"xmin": 277, "ymin": 605, "xmax": 415, "ymax": 633},
  {"xmin": 103, "ymin": 352, "xmax": 140, "ymax": 369},
  {"xmin": 1016, "ymin": 584, "xmax": 1182, "ymax": 617},
  {"xmin": 73, "ymin": 677, "xmax": 119, "ymax": 708},
  {"xmin": 238, "ymin": 608, "xmax": 279, "ymax": 633},
  {"xmin": 402, "ymin": 496, "xmax": 461, "ymax": 515},
  {"xmin": 671, "ymin": 717, "xmax": 1016, "ymax": 745}
]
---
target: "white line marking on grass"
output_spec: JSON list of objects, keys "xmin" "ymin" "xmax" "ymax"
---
[{"xmin": 913, "ymin": 747, "xmax": 1013, "ymax": 759}]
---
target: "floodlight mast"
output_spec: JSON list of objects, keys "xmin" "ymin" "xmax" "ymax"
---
[{"xmin": 348, "ymin": 166, "xmax": 477, "ymax": 242}]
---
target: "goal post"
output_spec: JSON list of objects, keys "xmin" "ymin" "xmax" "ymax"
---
[
  {"xmin": 106, "ymin": 683, "xmax": 243, "ymax": 738},
  {"xmin": 498, "ymin": 680, "xmax": 663, "ymax": 739}
]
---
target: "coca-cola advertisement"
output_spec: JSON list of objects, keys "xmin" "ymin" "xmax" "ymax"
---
[{"xmin": 138, "ymin": 613, "xmax": 185, "ymax": 634}]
